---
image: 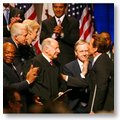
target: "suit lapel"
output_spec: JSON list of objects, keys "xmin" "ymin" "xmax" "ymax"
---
[{"xmin": 74, "ymin": 60, "xmax": 81, "ymax": 78}]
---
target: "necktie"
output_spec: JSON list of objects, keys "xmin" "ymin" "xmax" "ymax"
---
[
  {"xmin": 11, "ymin": 63, "xmax": 20, "ymax": 79},
  {"xmin": 58, "ymin": 19, "xmax": 64, "ymax": 38},
  {"xmin": 50, "ymin": 61, "xmax": 53, "ymax": 66},
  {"xmin": 58, "ymin": 19, "xmax": 61, "ymax": 25},
  {"xmin": 4, "ymin": 9, "xmax": 9, "ymax": 24}
]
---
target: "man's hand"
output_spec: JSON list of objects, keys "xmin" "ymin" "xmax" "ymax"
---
[
  {"xmin": 8, "ymin": 14, "xmax": 22, "ymax": 29},
  {"xmin": 60, "ymin": 73, "xmax": 67, "ymax": 81},
  {"xmin": 26, "ymin": 64, "xmax": 39, "ymax": 84},
  {"xmin": 81, "ymin": 60, "xmax": 89, "ymax": 76},
  {"xmin": 58, "ymin": 92, "xmax": 64, "ymax": 96},
  {"xmin": 53, "ymin": 25, "xmax": 63, "ymax": 35}
]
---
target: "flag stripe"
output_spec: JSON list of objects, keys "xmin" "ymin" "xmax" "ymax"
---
[{"xmin": 67, "ymin": 4, "xmax": 94, "ymax": 42}]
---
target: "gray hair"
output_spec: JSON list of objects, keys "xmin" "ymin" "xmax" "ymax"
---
[{"xmin": 10, "ymin": 23, "xmax": 27, "ymax": 40}]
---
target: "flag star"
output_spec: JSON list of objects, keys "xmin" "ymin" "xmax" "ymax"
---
[
  {"xmin": 76, "ymin": 6, "xmax": 79, "ymax": 9},
  {"xmin": 72, "ymin": 3, "xmax": 75, "ymax": 5},
  {"xmin": 76, "ymin": 12, "xmax": 79, "ymax": 15},
  {"xmin": 68, "ymin": 9, "xmax": 70, "ymax": 12},
  {"xmin": 72, "ymin": 12, "xmax": 75, "ymax": 16},
  {"xmin": 80, "ymin": 5, "xmax": 82, "ymax": 8},
  {"xmin": 23, "ymin": 5, "xmax": 26, "ymax": 8},
  {"xmin": 92, "ymin": 16, "xmax": 94, "ymax": 19},
  {"xmin": 68, "ymin": 4, "xmax": 71, "ymax": 7},
  {"xmin": 88, "ymin": 7, "xmax": 91, "ymax": 10},
  {"xmin": 20, "ymin": 6, "xmax": 22, "ymax": 9},
  {"xmin": 72, "ymin": 7, "xmax": 75, "ymax": 10},
  {"xmin": 68, "ymin": 14, "xmax": 71, "ymax": 17}
]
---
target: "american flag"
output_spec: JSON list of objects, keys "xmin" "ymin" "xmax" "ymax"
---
[
  {"xmin": 67, "ymin": 3, "xmax": 95, "ymax": 42},
  {"xmin": 15, "ymin": 3, "xmax": 41, "ymax": 54}
]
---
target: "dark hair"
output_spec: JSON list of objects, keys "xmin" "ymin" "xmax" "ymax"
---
[
  {"xmin": 92, "ymin": 34, "xmax": 108, "ymax": 53},
  {"xmin": 52, "ymin": 3, "xmax": 67, "ymax": 8},
  {"xmin": 3, "ymin": 87, "xmax": 19, "ymax": 108}
]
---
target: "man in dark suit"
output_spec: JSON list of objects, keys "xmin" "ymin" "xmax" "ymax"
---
[
  {"xmin": 61, "ymin": 40, "xmax": 90, "ymax": 113},
  {"xmin": 40, "ymin": 3, "xmax": 79, "ymax": 66},
  {"xmin": 3, "ymin": 3, "xmax": 25, "ymax": 39},
  {"xmin": 28, "ymin": 38, "xmax": 66, "ymax": 104},
  {"xmin": 5, "ymin": 22, "xmax": 28, "ymax": 68},
  {"xmin": 3, "ymin": 42, "xmax": 39, "ymax": 112},
  {"xmin": 87, "ymin": 34, "xmax": 114, "ymax": 113}
]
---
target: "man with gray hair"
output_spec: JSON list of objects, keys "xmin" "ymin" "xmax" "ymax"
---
[
  {"xmin": 61, "ymin": 39, "xmax": 90, "ymax": 113},
  {"xmin": 29, "ymin": 38, "xmax": 66, "ymax": 105}
]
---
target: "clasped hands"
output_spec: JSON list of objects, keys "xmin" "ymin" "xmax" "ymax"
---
[{"xmin": 53, "ymin": 24, "xmax": 63, "ymax": 36}]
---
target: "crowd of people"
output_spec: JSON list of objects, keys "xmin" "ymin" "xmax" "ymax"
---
[{"xmin": 3, "ymin": 3, "xmax": 114, "ymax": 114}]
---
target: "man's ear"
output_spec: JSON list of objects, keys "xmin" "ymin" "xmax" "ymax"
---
[
  {"xmin": 74, "ymin": 51, "xmax": 77, "ymax": 57},
  {"xmin": 14, "ymin": 35, "xmax": 18, "ymax": 43},
  {"xmin": 94, "ymin": 47, "xmax": 98, "ymax": 53}
]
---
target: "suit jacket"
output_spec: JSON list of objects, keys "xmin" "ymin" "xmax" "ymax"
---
[
  {"xmin": 40, "ymin": 15, "xmax": 79, "ymax": 66},
  {"xmin": 3, "ymin": 62, "xmax": 30, "ymax": 112},
  {"xmin": 87, "ymin": 53, "xmax": 114, "ymax": 112},
  {"xmin": 3, "ymin": 6, "xmax": 25, "ymax": 37},
  {"xmin": 3, "ymin": 62, "xmax": 29, "ymax": 91},
  {"xmin": 29, "ymin": 54, "xmax": 66, "ymax": 103},
  {"xmin": 4, "ymin": 39, "xmax": 26, "ymax": 69},
  {"xmin": 62, "ymin": 60, "xmax": 90, "ymax": 111}
]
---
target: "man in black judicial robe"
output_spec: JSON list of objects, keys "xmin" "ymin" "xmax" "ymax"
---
[{"xmin": 29, "ymin": 38, "xmax": 66, "ymax": 104}]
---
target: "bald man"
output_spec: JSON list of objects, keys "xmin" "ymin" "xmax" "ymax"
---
[{"xmin": 28, "ymin": 38, "xmax": 67, "ymax": 104}]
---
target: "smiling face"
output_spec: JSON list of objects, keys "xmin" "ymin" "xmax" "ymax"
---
[
  {"xmin": 75, "ymin": 43, "xmax": 89, "ymax": 62},
  {"xmin": 26, "ymin": 28, "xmax": 38, "ymax": 44},
  {"xmin": 46, "ymin": 40, "xmax": 60, "ymax": 60},
  {"xmin": 52, "ymin": 3, "xmax": 66, "ymax": 18},
  {"xmin": 3, "ymin": 43, "xmax": 16, "ymax": 64}
]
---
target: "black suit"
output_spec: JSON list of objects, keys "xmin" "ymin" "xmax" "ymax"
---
[
  {"xmin": 3, "ymin": 62, "xmax": 29, "ymax": 90},
  {"xmin": 3, "ymin": 6, "xmax": 24, "ymax": 38},
  {"xmin": 4, "ymin": 39, "xmax": 25, "ymax": 68},
  {"xmin": 29, "ymin": 54, "xmax": 66, "ymax": 103},
  {"xmin": 87, "ymin": 53, "xmax": 114, "ymax": 113},
  {"xmin": 63, "ymin": 60, "xmax": 90, "ymax": 113},
  {"xmin": 3, "ymin": 62, "xmax": 30, "ymax": 112},
  {"xmin": 40, "ymin": 15, "xmax": 79, "ymax": 66}
]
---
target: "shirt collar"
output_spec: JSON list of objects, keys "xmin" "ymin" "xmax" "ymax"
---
[
  {"xmin": 77, "ymin": 59, "xmax": 83, "ymax": 69},
  {"xmin": 55, "ymin": 14, "xmax": 65, "ymax": 24},
  {"xmin": 93, "ymin": 53, "xmax": 102, "ymax": 64},
  {"xmin": 42, "ymin": 53, "xmax": 51, "ymax": 63}
]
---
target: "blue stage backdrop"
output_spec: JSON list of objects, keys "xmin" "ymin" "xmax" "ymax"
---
[{"xmin": 93, "ymin": 3, "xmax": 114, "ymax": 43}]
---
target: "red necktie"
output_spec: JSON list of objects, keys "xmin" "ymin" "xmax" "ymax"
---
[{"xmin": 50, "ymin": 61, "xmax": 53, "ymax": 66}]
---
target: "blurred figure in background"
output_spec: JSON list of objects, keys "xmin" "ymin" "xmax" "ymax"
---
[
  {"xmin": 3, "ymin": 3, "xmax": 25, "ymax": 41},
  {"xmin": 100, "ymin": 32, "xmax": 113, "ymax": 59},
  {"xmin": 3, "ymin": 87, "xmax": 23, "ymax": 113}
]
